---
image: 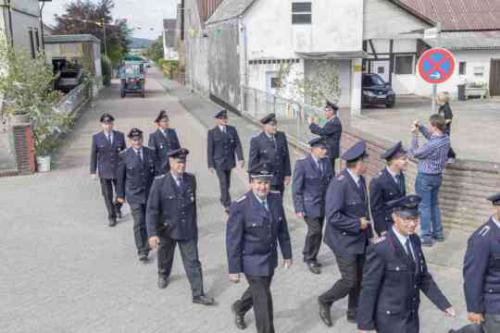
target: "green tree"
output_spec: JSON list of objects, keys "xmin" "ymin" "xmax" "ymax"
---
[
  {"xmin": 0, "ymin": 37, "xmax": 71, "ymax": 156},
  {"xmin": 145, "ymin": 36, "xmax": 164, "ymax": 63},
  {"xmin": 53, "ymin": 0, "xmax": 131, "ymax": 65}
]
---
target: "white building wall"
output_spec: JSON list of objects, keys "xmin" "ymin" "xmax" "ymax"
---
[{"xmin": 364, "ymin": 0, "xmax": 430, "ymax": 39}]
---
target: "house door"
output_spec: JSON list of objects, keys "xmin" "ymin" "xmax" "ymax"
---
[
  {"xmin": 489, "ymin": 59, "xmax": 500, "ymax": 96},
  {"xmin": 370, "ymin": 60, "xmax": 390, "ymax": 83}
]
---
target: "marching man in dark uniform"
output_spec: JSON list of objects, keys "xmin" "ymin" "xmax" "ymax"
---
[
  {"xmin": 248, "ymin": 113, "xmax": 291, "ymax": 196},
  {"xmin": 449, "ymin": 193, "xmax": 500, "ymax": 333},
  {"xmin": 292, "ymin": 137, "xmax": 333, "ymax": 274},
  {"xmin": 90, "ymin": 113, "xmax": 126, "ymax": 227},
  {"xmin": 207, "ymin": 109, "xmax": 244, "ymax": 213},
  {"xmin": 148, "ymin": 110, "xmax": 181, "ymax": 173},
  {"xmin": 318, "ymin": 140, "xmax": 372, "ymax": 327},
  {"xmin": 308, "ymin": 100, "xmax": 342, "ymax": 174},
  {"xmin": 146, "ymin": 148, "xmax": 214, "ymax": 306},
  {"xmin": 226, "ymin": 163, "xmax": 292, "ymax": 333},
  {"xmin": 357, "ymin": 195, "xmax": 455, "ymax": 333},
  {"xmin": 116, "ymin": 128, "xmax": 157, "ymax": 262},
  {"xmin": 370, "ymin": 141, "xmax": 408, "ymax": 236}
]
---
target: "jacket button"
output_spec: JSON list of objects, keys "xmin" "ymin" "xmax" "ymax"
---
[
  {"xmin": 386, "ymin": 310, "xmax": 391, "ymax": 314},
  {"xmin": 489, "ymin": 289, "xmax": 493, "ymax": 293},
  {"xmin": 396, "ymin": 267, "xmax": 400, "ymax": 271}
]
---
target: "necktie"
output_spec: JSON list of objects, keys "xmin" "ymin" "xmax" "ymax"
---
[
  {"xmin": 177, "ymin": 176, "xmax": 183, "ymax": 188},
  {"xmin": 317, "ymin": 160, "xmax": 323, "ymax": 175},
  {"xmin": 106, "ymin": 133, "xmax": 112, "ymax": 145},
  {"xmin": 271, "ymin": 135, "xmax": 277, "ymax": 149},
  {"xmin": 396, "ymin": 174, "xmax": 405, "ymax": 194},
  {"xmin": 405, "ymin": 238, "xmax": 414, "ymax": 262},
  {"xmin": 136, "ymin": 149, "xmax": 143, "ymax": 162},
  {"xmin": 262, "ymin": 200, "xmax": 269, "ymax": 211},
  {"xmin": 358, "ymin": 178, "xmax": 366, "ymax": 201},
  {"xmin": 222, "ymin": 126, "xmax": 226, "ymax": 134}
]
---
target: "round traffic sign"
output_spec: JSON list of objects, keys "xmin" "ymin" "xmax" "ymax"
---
[{"xmin": 417, "ymin": 48, "xmax": 456, "ymax": 84}]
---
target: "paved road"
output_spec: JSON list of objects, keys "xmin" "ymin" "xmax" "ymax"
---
[{"xmin": 0, "ymin": 68, "xmax": 471, "ymax": 332}]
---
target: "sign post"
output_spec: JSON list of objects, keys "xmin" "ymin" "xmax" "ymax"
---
[{"xmin": 417, "ymin": 48, "xmax": 456, "ymax": 113}]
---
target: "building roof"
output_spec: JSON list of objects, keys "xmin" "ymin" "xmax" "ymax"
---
[
  {"xmin": 401, "ymin": 0, "xmax": 500, "ymax": 31},
  {"xmin": 44, "ymin": 34, "xmax": 100, "ymax": 44},
  {"xmin": 425, "ymin": 31, "xmax": 500, "ymax": 50},
  {"xmin": 163, "ymin": 19, "xmax": 176, "ymax": 30},
  {"xmin": 206, "ymin": 0, "xmax": 256, "ymax": 24}
]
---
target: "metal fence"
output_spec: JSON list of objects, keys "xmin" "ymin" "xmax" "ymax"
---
[{"xmin": 241, "ymin": 86, "xmax": 325, "ymax": 145}]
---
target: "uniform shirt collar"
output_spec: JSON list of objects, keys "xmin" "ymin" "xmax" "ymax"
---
[
  {"xmin": 218, "ymin": 125, "xmax": 226, "ymax": 132},
  {"xmin": 253, "ymin": 191, "xmax": 268, "ymax": 205},
  {"xmin": 347, "ymin": 168, "xmax": 360, "ymax": 185},
  {"xmin": 133, "ymin": 147, "xmax": 143, "ymax": 154},
  {"xmin": 492, "ymin": 216, "xmax": 500, "ymax": 229},
  {"xmin": 392, "ymin": 225, "xmax": 409, "ymax": 245},
  {"xmin": 264, "ymin": 132, "xmax": 274, "ymax": 139},
  {"xmin": 386, "ymin": 167, "xmax": 401, "ymax": 182}
]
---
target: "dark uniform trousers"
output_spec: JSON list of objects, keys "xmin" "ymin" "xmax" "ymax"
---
[
  {"xmin": 234, "ymin": 275, "xmax": 275, "ymax": 333},
  {"xmin": 130, "ymin": 203, "xmax": 149, "ymax": 255},
  {"xmin": 303, "ymin": 216, "xmax": 324, "ymax": 263},
  {"xmin": 157, "ymin": 228, "xmax": 204, "ymax": 297},
  {"xmin": 100, "ymin": 178, "xmax": 122, "ymax": 219},
  {"xmin": 270, "ymin": 184, "xmax": 285, "ymax": 196},
  {"xmin": 319, "ymin": 253, "xmax": 365, "ymax": 313},
  {"xmin": 329, "ymin": 158, "xmax": 336, "ymax": 175},
  {"xmin": 216, "ymin": 168, "xmax": 232, "ymax": 208}
]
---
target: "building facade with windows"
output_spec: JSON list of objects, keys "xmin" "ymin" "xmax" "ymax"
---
[
  {"xmin": 0, "ymin": 0, "xmax": 43, "ymax": 56},
  {"xmin": 365, "ymin": 0, "xmax": 500, "ymax": 98}
]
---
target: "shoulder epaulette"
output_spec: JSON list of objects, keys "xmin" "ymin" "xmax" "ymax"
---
[
  {"xmin": 236, "ymin": 195, "xmax": 247, "ymax": 203},
  {"xmin": 374, "ymin": 236, "xmax": 386, "ymax": 244},
  {"xmin": 154, "ymin": 174, "xmax": 166, "ymax": 180},
  {"xmin": 119, "ymin": 149, "xmax": 128, "ymax": 155},
  {"xmin": 297, "ymin": 155, "xmax": 307, "ymax": 160},
  {"xmin": 270, "ymin": 190, "xmax": 281, "ymax": 194},
  {"xmin": 337, "ymin": 174, "xmax": 345, "ymax": 181},
  {"xmin": 479, "ymin": 225, "xmax": 491, "ymax": 237},
  {"xmin": 251, "ymin": 132, "xmax": 261, "ymax": 139}
]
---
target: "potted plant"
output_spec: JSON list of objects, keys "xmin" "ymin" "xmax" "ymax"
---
[{"xmin": 0, "ymin": 36, "xmax": 67, "ymax": 172}]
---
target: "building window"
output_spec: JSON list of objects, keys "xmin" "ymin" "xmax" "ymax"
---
[
  {"xmin": 28, "ymin": 30, "xmax": 35, "ymax": 59},
  {"xmin": 292, "ymin": 2, "xmax": 311, "ymax": 25},
  {"xmin": 473, "ymin": 66, "xmax": 485, "ymax": 77},
  {"xmin": 34, "ymin": 29, "xmax": 40, "ymax": 52},
  {"xmin": 377, "ymin": 66, "xmax": 385, "ymax": 74},
  {"xmin": 394, "ymin": 55, "xmax": 414, "ymax": 75},
  {"xmin": 459, "ymin": 62, "xmax": 467, "ymax": 75},
  {"xmin": 270, "ymin": 77, "xmax": 282, "ymax": 88}
]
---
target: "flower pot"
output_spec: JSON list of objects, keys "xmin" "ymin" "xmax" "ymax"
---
[
  {"xmin": 36, "ymin": 155, "xmax": 51, "ymax": 173},
  {"xmin": 10, "ymin": 113, "xmax": 30, "ymax": 124}
]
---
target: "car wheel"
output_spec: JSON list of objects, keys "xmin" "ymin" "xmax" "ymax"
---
[
  {"xmin": 121, "ymin": 91, "xmax": 125, "ymax": 98},
  {"xmin": 386, "ymin": 99, "xmax": 395, "ymax": 108}
]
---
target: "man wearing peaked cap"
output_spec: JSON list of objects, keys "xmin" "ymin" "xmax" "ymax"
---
[
  {"xmin": 449, "ymin": 193, "xmax": 500, "ymax": 333},
  {"xmin": 226, "ymin": 161, "xmax": 292, "ymax": 332},
  {"xmin": 318, "ymin": 140, "xmax": 372, "ymax": 327},
  {"xmin": 292, "ymin": 137, "xmax": 334, "ymax": 274},
  {"xmin": 207, "ymin": 109, "xmax": 244, "ymax": 214},
  {"xmin": 148, "ymin": 110, "xmax": 181, "ymax": 174},
  {"xmin": 146, "ymin": 147, "xmax": 214, "ymax": 305},
  {"xmin": 369, "ymin": 141, "xmax": 408, "ymax": 236},
  {"xmin": 90, "ymin": 113, "xmax": 126, "ymax": 227},
  {"xmin": 249, "ymin": 113, "xmax": 291, "ymax": 196},
  {"xmin": 116, "ymin": 128, "xmax": 158, "ymax": 262},
  {"xmin": 358, "ymin": 194, "xmax": 455, "ymax": 333},
  {"xmin": 308, "ymin": 100, "xmax": 342, "ymax": 174}
]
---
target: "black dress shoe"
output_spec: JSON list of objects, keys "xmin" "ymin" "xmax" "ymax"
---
[
  {"xmin": 318, "ymin": 299, "xmax": 332, "ymax": 327},
  {"xmin": 192, "ymin": 295, "xmax": 215, "ymax": 306},
  {"xmin": 138, "ymin": 253, "xmax": 148, "ymax": 262},
  {"xmin": 346, "ymin": 309, "xmax": 357, "ymax": 323},
  {"xmin": 108, "ymin": 218, "xmax": 117, "ymax": 227},
  {"xmin": 224, "ymin": 207, "xmax": 230, "ymax": 214},
  {"xmin": 313, "ymin": 261, "xmax": 322, "ymax": 268},
  {"xmin": 157, "ymin": 276, "xmax": 169, "ymax": 289},
  {"xmin": 231, "ymin": 303, "xmax": 247, "ymax": 330},
  {"xmin": 307, "ymin": 262, "xmax": 321, "ymax": 275},
  {"xmin": 116, "ymin": 209, "xmax": 122, "ymax": 219}
]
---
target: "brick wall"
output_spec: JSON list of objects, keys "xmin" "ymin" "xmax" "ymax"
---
[{"xmin": 12, "ymin": 124, "xmax": 36, "ymax": 175}]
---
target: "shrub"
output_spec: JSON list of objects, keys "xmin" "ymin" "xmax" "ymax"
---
[{"xmin": 101, "ymin": 54, "xmax": 112, "ymax": 86}]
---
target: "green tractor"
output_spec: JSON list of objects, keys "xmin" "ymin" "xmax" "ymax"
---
[{"xmin": 119, "ymin": 60, "xmax": 146, "ymax": 98}]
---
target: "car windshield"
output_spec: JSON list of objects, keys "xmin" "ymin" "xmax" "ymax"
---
[{"xmin": 363, "ymin": 75, "xmax": 386, "ymax": 86}]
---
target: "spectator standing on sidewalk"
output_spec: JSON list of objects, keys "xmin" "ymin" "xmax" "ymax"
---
[
  {"xmin": 409, "ymin": 115, "xmax": 450, "ymax": 247},
  {"xmin": 436, "ymin": 92, "xmax": 457, "ymax": 163}
]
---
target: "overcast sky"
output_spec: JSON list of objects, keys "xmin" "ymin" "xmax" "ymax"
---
[{"xmin": 42, "ymin": 0, "xmax": 179, "ymax": 39}]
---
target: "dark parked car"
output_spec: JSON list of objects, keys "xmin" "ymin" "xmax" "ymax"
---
[{"xmin": 362, "ymin": 73, "xmax": 396, "ymax": 108}]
